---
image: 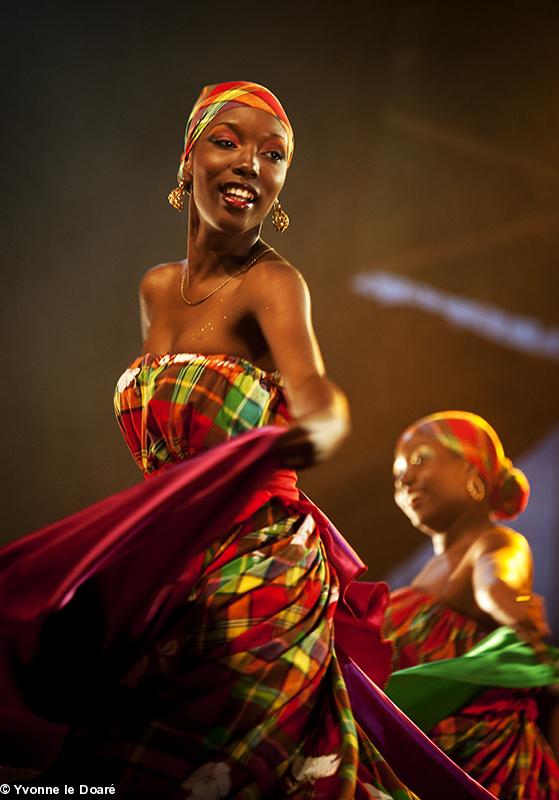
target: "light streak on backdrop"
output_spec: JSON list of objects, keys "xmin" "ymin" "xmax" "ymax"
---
[{"xmin": 351, "ymin": 271, "xmax": 559, "ymax": 362}]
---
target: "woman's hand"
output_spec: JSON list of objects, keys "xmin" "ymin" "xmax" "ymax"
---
[
  {"xmin": 274, "ymin": 412, "xmax": 350, "ymax": 470},
  {"xmin": 505, "ymin": 593, "xmax": 552, "ymax": 662}
]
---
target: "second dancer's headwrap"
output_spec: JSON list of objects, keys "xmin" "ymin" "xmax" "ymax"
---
[
  {"xmin": 398, "ymin": 411, "xmax": 530, "ymax": 520},
  {"xmin": 176, "ymin": 80, "xmax": 294, "ymax": 184}
]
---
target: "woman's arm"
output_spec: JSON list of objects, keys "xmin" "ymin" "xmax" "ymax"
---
[
  {"xmin": 472, "ymin": 527, "xmax": 551, "ymax": 654},
  {"xmin": 138, "ymin": 262, "xmax": 177, "ymax": 352},
  {"xmin": 243, "ymin": 259, "xmax": 350, "ymax": 468}
]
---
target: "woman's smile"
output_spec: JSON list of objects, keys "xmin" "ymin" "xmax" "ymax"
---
[
  {"xmin": 220, "ymin": 181, "xmax": 258, "ymax": 210},
  {"xmin": 409, "ymin": 492, "xmax": 425, "ymax": 510}
]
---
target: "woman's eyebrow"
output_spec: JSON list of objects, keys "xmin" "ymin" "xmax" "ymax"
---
[
  {"xmin": 209, "ymin": 122, "xmax": 238, "ymax": 135},
  {"xmin": 210, "ymin": 121, "xmax": 287, "ymax": 143}
]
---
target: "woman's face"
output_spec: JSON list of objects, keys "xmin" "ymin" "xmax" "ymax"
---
[
  {"xmin": 393, "ymin": 433, "xmax": 474, "ymax": 534},
  {"xmin": 185, "ymin": 106, "xmax": 289, "ymax": 234}
]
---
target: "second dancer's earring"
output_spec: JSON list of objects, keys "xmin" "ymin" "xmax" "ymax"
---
[
  {"xmin": 271, "ymin": 199, "xmax": 290, "ymax": 233},
  {"xmin": 466, "ymin": 474, "xmax": 486, "ymax": 502},
  {"xmin": 167, "ymin": 179, "xmax": 191, "ymax": 212}
]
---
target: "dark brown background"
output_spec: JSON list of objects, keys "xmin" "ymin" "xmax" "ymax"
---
[{"xmin": 3, "ymin": 2, "xmax": 559, "ymax": 622}]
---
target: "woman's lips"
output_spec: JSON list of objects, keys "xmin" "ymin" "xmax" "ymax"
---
[
  {"xmin": 409, "ymin": 493, "xmax": 424, "ymax": 510},
  {"xmin": 220, "ymin": 182, "xmax": 257, "ymax": 210},
  {"xmin": 222, "ymin": 193, "xmax": 254, "ymax": 210}
]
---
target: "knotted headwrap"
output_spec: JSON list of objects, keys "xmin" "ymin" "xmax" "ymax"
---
[
  {"xmin": 177, "ymin": 80, "xmax": 294, "ymax": 183},
  {"xmin": 399, "ymin": 411, "xmax": 530, "ymax": 520}
]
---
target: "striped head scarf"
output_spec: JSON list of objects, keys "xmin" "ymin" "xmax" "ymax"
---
[
  {"xmin": 398, "ymin": 411, "xmax": 530, "ymax": 520},
  {"xmin": 177, "ymin": 80, "xmax": 294, "ymax": 183}
]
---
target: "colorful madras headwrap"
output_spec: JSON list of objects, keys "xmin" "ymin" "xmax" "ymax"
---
[
  {"xmin": 399, "ymin": 410, "xmax": 530, "ymax": 520},
  {"xmin": 177, "ymin": 80, "xmax": 294, "ymax": 182}
]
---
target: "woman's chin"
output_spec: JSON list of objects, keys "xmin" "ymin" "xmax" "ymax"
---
[
  {"xmin": 417, "ymin": 521, "xmax": 437, "ymax": 536},
  {"xmin": 407, "ymin": 510, "xmax": 441, "ymax": 536},
  {"xmin": 209, "ymin": 212, "xmax": 262, "ymax": 237}
]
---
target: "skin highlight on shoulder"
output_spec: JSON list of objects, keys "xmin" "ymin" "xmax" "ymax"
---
[
  {"xmin": 140, "ymin": 262, "xmax": 183, "ymax": 297},
  {"xmin": 471, "ymin": 526, "xmax": 531, "ymax": 560},
  {"xmin": 241, "ymin": 258, "xmax": 308, "ymax": 302}
]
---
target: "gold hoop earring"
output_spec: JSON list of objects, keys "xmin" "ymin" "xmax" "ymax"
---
[
  {"xmin": 167, "ymin": 180, "xmax": 190, "ymax": 212},
  {"xmin": 466, "ymin": 474, "xmax": 486, "ymax": 502},
  {"xmin": 271, "ymin": 199, "xmax": 289, "ymax": 233}
]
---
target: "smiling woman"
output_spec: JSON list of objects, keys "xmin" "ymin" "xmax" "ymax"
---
[
  {"xmin": 0, "ymin": 83, "xmax": 495, "ymax": 800},
  {"xmin": 385, "ymin": 410, "xmax": 559, "ymax": 799}
]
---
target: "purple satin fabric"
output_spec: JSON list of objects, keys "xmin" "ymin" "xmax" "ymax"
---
[{"xmin": 338, "ymin": 652, "xmax": 495, "ymax": 799}]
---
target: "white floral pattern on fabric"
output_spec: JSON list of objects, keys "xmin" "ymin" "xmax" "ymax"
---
[
  {"xmin": 173, "ymin": 353, "xmax": 198, "ymax": 363},
  {"xmin": 182, "ymin": 762, "xmax": 231, "ymax": 799},
  {"xmin": 116, "ymin": 367, "xmax": 140, "ymax": 393},
  {"xmin": 292, "ymin": 753, "xmax": 341, "ymax": 782},
  {"xmin": 363, "ymin": 784, "xmax": 394, "ymax": 800},
  {"xmin": 329, "ymin": 583, "xmax": 340, "ymax": 604},
  {"xmin": 290, "ymin": 514, "xmax": 315, "ymax": 547}
]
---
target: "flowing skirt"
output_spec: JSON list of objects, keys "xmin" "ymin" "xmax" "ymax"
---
[{"xmin": 0, "ymin": 428, "xmax": 493, "ymax": 799}]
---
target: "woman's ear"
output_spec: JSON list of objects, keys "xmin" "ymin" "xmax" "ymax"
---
[
  {"xmin": 464, "ymin": 463, "xmax": 478, "ymax": 479},
  {"xmin": 183, "ymin": 154, "xmax": 193, "ymax": 187}
]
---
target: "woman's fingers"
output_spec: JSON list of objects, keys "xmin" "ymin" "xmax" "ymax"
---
[
  {"xmin": 514, "ymin": 619, "xmax": 553, "ymax": 664},
  {"xmin": 273, "ymin": 417, "xmax": 348, "ymax": 469}
]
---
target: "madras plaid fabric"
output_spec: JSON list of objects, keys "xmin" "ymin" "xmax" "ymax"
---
[
  {"xmin": 106, "ymin": 353, "xmax": 420, "ymax": 797},
  {"xmin": 177, "ymin": 80, "xmax": 294, "ymax": 182},
  {"xmin": 384, "ymin": 587, "xmax": 559, "ymax": 799},
  {"xmin": 63, "ymin": 502, "xmax": 416, "ymax": 798},
  {"xmin": 114, "ymin": 353, "xmax": 290, "ymax": 476},
  {"xmin": 398, "ymin": 411, "xmax": 530, "ymax": 520}
]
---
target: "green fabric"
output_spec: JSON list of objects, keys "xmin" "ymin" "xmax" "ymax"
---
[{"xmin": 385, "ymin": 627, "xmax": 559, "ymax": 732}]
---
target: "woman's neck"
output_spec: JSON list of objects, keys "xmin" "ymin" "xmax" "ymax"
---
[
  {"xmin": 431, "ymin": 511, "xmax": 493, "ymax": 557},
  {"xmin": 186, "ymin": 213, "xmax": 262, "ymax": 277}
]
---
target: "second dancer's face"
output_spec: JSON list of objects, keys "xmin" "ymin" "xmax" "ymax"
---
[
  {"xmin": 185, "ymin": 107, "xmax": 289, "ymax": 234},
  {"xmin": 393, "ymin": 433, "xmax": 474, "ymax": 534}
]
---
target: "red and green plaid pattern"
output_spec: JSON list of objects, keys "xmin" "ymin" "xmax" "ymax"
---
[
  {"xmin": 107, "ymin": 354, "xmax": 421, "ymax": 797},
  {"xmin": 385, "ymin": 587, "xmax": 559, "ymax": 798},
  {"xmin": 114, "ymin": 353, "xmax": 290, "ymax": 476},
  {"xmin": 61, "ymin": 501, "xmax": 418, "ymax": 798}
]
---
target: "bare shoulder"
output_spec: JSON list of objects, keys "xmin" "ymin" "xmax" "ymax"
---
[
  {"xmin": 139, "ymin": 260, "xmax": 183, "ymax": 301},
  {"xmin": 241, "ymin": 255, "xmax": 310, "ymax": 305},
  {"xmin": 471, "ymin": 525, "xmax": 531, "ymax": 559}
]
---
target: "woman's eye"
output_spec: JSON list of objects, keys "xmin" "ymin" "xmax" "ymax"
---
[
  {"xmin": 213, "ymin": 139, "xmax": 236, "ymax": 148},
  {"xmin": 266, "ymin": 150, "xmax": 285, "ymax": 162},
  {"xmin": 409, "ymin": 445, "xmax": 434, "ymax": 466}
]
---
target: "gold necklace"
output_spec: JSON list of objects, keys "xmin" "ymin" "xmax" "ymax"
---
[{"xmin": 180, "ymin": 244, "xmax": 275, "ymax": 306}]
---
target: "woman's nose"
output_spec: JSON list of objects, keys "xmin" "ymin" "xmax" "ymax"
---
[
  {"xmin": 398, "ymin": 466, "xmax": 416, "ymax": 488},
  {"xmin": 232, "ymin": 147, "xmax": 259, "ymax": 178}
]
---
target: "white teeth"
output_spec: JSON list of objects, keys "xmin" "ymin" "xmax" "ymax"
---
[{"xmin": 223, "ymin": 185, "xmax": 255, "ymax": 201}]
